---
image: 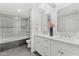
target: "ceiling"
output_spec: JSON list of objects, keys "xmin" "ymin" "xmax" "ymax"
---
[
  {"xmin": 0, "ymin": 3, "xmax": 73, "ymax": 18},
  {"xmin": 0, "ymin": 3, "xmax": 41, "ymax": 18},
  {"xmin": 55, "ymin": 3, "xmax": 73, "ymax": 10}
]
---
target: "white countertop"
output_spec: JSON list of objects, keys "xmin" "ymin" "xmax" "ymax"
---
[{"xmin": 35, "ymin": 34, "xmax": 79, "ymax": 47}]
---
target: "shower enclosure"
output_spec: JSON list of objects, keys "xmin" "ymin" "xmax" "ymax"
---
[{"xmin": 0, "ymin": 14, "xmax": 30, "ymax": 43}]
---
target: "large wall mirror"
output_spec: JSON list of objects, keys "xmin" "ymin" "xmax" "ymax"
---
[
  {"xmin": 57, "ymin": 4, "xmax": 79, "ymax": 33},
  {"xmin": 41, "ymin": 13, "xmax": 51, "ymax": 35}
]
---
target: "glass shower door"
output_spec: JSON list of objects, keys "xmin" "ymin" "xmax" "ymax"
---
[{"xmin": 0, "ymin": 14, "xmax": 30, "ymax": 41}]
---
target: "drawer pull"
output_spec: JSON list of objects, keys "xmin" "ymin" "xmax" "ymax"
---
[
  {"xmin": 58, "ymin": 50, "xmax": 64, "ymax": 54},
  {"xmin": 61, "ymin": 52, "xmax": 64, "ymax": 54},
  {"xmin": 58, "ymin": 51, "xmax": 61, "ymax": 53}
]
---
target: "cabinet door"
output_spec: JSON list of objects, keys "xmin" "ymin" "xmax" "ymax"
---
[
  {"xmin": 51, "ymin": 40, "xmax": 61, "ymax": 56},
  {"xmin": 51, "ymin": 45, "xmax": 74, "ymax": 56},
  {"xmin": 34, "ymin": 36, "xmax": 51, "ymax": 56},
  {"xmin": 43, "ymin": 38, "xmax": 51, "ymax": 56},
  {"xmin": 51, "ymin": 40, "xmax": 79, "ymax": 56},
  {"xmin": 34, "ymin": 36, "xmax": 40, "ymax": 50},
  {"xmin": 38, "ymin": 37, "xmax": 51, "ymax": 56},
  {"xmin": 34, "ymin": 36, "xmax": 45, "ymax": 55}
]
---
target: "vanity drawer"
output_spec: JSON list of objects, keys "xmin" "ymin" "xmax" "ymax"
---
[
  {"xmin": 44, "ymin": 39, "xmax": 50, "ymax": 47},
  {"xmin": 34, "ymin": 36, "xmax": 45, "ymax": 56},
  {"xmin": 44, "ymin": 47, "xmax": 50, "ymax": 56},
  {"xmin": 52, "ymin": 40, "xmax": 79, "ymax": 55},
  {"xmin": 51, "ymin": 46, "xmax": 76, "ymax": 56},
  {"xmin": 51, "ymin": 46, "xmax": 61, "ymax": 56},
  {"xmin": 35, "ymin": 36, "xmax": 51, "ymax": 56},
  {"xmin": 35, "ymin": 47, "xmax": 45, "ymax": 56},
  {"xmin": 41, "ymin": 37, "xmax": 51, "ymax": 56},
  {"xmin": 61, "ymin": 48, "xmax": 78, "ymax": 56},
  {"xmin": 44, "ymin": 40, "xmax": 51, "ymax": 56}
]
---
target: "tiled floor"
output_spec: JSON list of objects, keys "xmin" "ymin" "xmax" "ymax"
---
[{"xmin": 0, "ymin": 45, "xmax": 40, "ymax": 56}]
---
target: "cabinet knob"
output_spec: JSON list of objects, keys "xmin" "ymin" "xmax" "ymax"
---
[{"xmin": 45, "ymin": 47, "xmax": 48, "ymax": 49}]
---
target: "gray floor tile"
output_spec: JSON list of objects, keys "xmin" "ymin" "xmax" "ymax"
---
[{"xmin": 0, "ymin": 45, "xmax": 40, "ymax": 56}]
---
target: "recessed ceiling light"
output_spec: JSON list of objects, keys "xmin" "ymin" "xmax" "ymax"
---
[{"xmin": 17, "ymin": 9, "xmax": 21, "ymax": 13}]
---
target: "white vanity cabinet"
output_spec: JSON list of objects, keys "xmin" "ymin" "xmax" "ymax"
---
[
  {"xmin": 34, "ymin": 36, "xmax": 45, "ymax": 55},
  {"xmin": 43, "ymin": 37, "xmax": 51, "ymax": 56},
  {"xmin": 34, "ymin": 35, "xmax": 51, "ymax": 56},
  {"xmin": 51, "ymin": 39, "xmax": 79, "ymax": 56},
  {"xmin": 33, "ymin": 35, "xmax": 79, "ymax": 56}
]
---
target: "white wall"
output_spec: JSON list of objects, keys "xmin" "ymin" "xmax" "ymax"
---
[
  {"xmin": 30, "ymin": 8, "xmax": 42, "ymax": 52},
  {"xmin": 56, "ymin": 3, "xmax": 73, "ymax": 10}
]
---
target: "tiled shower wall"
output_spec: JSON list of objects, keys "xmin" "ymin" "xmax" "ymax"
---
[{"xmin": 0, "ymin": 15, "xmax": 30, "ymax": 40}]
